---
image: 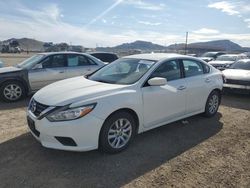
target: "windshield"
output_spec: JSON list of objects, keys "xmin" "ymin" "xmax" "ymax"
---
[
  {"xmin": 216, "ymin": 55, "xmax": 237, "ymax": 61},
  {"xmin": 17, "ymin": 54, "xmax": 45, "ymax": 69},
  {"xmin": 89, "ymin": 58, "xmax": 155, "ymax": 85},
  {"xmin": 230, "ymin": 61, "xmax": 250, "ymax": 70},
  {"xmin": 202, "ymin": 52, "xmax": 216, "ymax": 58}
]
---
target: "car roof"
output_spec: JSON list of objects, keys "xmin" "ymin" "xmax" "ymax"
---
[
  {"xmin": 89, "ymin": 52, "xmax": 117, "ymax": 55},
  {"xmin": 123, "ymin": 53, "xmax": 188, "ymax": 61},
  {"xmin": 38, "ymin": 51, "xmax": 86, "ymax": 55},
  {"xmin": 220, "ymin": 54, "xmax": 244, "ymax": 57}
]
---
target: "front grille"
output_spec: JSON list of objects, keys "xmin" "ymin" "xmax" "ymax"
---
[
  {"xmin": 225, "ymin": 79, "xmax": 250, "ymax": 86},
  {"xmin": 29, "ymin": 99, "xmax": 49, "ymax": 117}
]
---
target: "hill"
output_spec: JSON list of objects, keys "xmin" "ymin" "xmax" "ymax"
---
[{"xmin": 1, "ymin": 38, "xmax": 45, "ymax": 51}]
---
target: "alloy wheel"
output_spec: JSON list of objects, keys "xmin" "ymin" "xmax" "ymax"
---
[
  {"xmin": 108, "ymin": 118, "xmax": 132, "ymax": 149},
  {"xmin": 3, "ymin": 84, "xmax": 22, "ymax": 101}
]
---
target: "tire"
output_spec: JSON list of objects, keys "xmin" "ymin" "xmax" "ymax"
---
[
  {"xmin": 99, "ymin": 111, "xmax": 136, "ymax": 154},
  {"xmin": 204, "ymin": 90, "xmax": 220, "ymax": 117},
  {"xmin": 0, "ymin": 81, "xmax": 26, "ymax": 102}
]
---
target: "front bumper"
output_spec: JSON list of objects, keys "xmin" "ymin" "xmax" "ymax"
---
[
  {"xmin": 27, "ymin": 110, "xmax": 104, "ymax": 152},
  {"xmin": 223, "ymin": 83, "xmax": 250, "ymax": 90}
]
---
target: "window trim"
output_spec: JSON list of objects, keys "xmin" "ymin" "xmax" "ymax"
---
[
  {"xmin": 142, "ymin": 59, "xmax": 184, "ymax": 87},
  {"xmin": 181, "ymin": 59, "xmax": 209, "ymax": 78}
]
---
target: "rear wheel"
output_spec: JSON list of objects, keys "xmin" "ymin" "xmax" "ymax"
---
[
  {"xmin": 204, "ymin": 90, "xmax": 220, "ymax": 117},
  {"xmin": 0, "ymin": 81, "xmax": 25, "ymax": 102},
  {"xmin": 99, "ymin": 111, "xmax": 136, "ymax": 153}
]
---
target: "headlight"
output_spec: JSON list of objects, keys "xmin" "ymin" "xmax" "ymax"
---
[{"xmin": 47, "ymin": 104, "xmax": 96, "ymax": 122}]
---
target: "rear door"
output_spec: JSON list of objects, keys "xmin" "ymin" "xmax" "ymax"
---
[
  {"xmin": 28, "ymin": 54, "xmax": 67, "ymax": 91},
  {"xmin": 66, "ymin": 54, "xmax": 101, "ymax": 78},
  {"xmin": 181, "ymin": 59, "xmax": 212, "ymax": 114}
]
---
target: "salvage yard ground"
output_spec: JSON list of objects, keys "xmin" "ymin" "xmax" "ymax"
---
[{"xmin": 0, "ymin": 54, "xmax": 249, "ymax": 187}]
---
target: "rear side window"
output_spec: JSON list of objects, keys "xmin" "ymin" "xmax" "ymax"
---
[
  {"xmin": 42, "ymin": 54, "xmax": 66, "ymax": 68},
  {"xmin": 182, "ymin": 60, "xmax": 204, "ymax": 77}
]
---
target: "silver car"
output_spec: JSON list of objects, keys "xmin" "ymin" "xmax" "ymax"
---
[{"xmin": 0, "ymin": 52, "xmax": 105, "ymax": 102}]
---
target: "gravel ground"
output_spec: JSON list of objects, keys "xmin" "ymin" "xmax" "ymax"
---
[{"xmin": 0, "ymin": 93, "xmax": 249, "ymax": 188}]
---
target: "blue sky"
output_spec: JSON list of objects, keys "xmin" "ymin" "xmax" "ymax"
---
[{"xmin": 0, "ymin": 0, "xmax": 250, "ymax": 47}]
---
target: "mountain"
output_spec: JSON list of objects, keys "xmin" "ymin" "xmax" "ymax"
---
[
  {"xmin": 188, "ymin": 40, "xmax": 243, "ymax": 51},
  {"xmin": 97, "ymin": 40, "xmax": 166, "ymax": 52},
  {"xmin": 98, "ymin": 39, "xmax": 249, "ymax": 53},
  {"xmin": 1, "ymin": 38, "xmax": 45, "ymax": 51}
]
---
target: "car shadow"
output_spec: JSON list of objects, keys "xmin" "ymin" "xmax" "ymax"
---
[
  {"xmin": 221, "ymin": 92, "xmax": 250, "ymax": 111},
  {"xmin": 0, "ymin": 113, "xmax": 223, "ymax": 187},
  {"xmin": 0, "ymin": 97, "xmax": 30, "ymax": 110}
]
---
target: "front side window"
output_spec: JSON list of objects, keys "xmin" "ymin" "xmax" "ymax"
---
[
  {"xmin": 89, "ymin": 58, "xmax": 155, "ymax": 85},
  {"xmin": 183, "ymin": 60, "xmax": 204, "ymax": 77},
  {"xmin": 17, "ymin": 54, "xmax": 45, "ymax": 69},
  {"xmin": 42, "ymin": 54, "xmax": 66, "ymax": 68},
  {"xmin": 150, "ymin": 60, "xmax": 181, "ymax": 81}
]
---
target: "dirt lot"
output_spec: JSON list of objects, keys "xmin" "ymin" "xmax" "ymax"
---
[{"xmin": 0, "ymin": 55, "xmax": 250, "ymax": 187}]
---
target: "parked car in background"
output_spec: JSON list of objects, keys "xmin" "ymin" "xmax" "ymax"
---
[
  {"xmin": 0, "ymin": 60, "xmax": 4, "ymax": 68},
  {"xmin": 89, "ymin": 52, "xmax": 118, "ymax": 63},
  {"xmin": 198, "ymin": 51, "xmax": 226, "ymax": 62},
  {"xmin": 0, "ymin": 52, "xmax": 105, "ymax": 102},
  {"xmin": 209, "ymin": 54, "xmax": 247, "ymax": 70},
  {"xmin": 223, "ymin": 59, "xmax": 250, "ymax": 93},
  {"xmin": 27, "ymin": 53, "xmax": 223, "ymax": 153}
]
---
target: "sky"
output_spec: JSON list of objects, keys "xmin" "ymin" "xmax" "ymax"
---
[{"xmin": 0, "ymin": 0, "xmax": 250, "ymax": 47}]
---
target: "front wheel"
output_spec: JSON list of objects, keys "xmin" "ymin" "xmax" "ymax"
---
[
  {"xmin": 0, "ymin": 81, "xmax": 25, "ymax": 102},
  {"xmin": 204, "ymin": 90, "xmax": 220, "ymax": 117},
  {"xmin": 99, "ymin": 111, "xmax": 136, "ymax": 154}
]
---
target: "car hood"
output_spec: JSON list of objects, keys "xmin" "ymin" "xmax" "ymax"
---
[
  {"xmin": 222, "ymin": 69, "xmax": 250, "ymax": 81},
  {"xmin": 209, "ymin": 60, "xmax": 234, "ymax": 65},
  {"xmin": 34, "ymin": 76, "xmax": 129, "ymax": 106},
  {"xmin": 0, "ymin": 66, "xmax": 22, "ymax": 74}
]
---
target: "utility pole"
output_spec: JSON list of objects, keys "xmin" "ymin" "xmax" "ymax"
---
[{"xmin": 184, "ymin": 32, "xmax": 188, "ymax": 55}]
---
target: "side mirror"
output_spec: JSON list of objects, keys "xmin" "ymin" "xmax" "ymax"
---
[
  {"xmin": 148, "ymin": 77, "xmax": 167, "ymax": 86},
  {"xmin": 32, "ymin": 64, "xmax": 43, "ymax": 70}
]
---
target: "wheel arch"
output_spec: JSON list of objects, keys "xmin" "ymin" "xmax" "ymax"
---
[
  {"xmin": 0, "ymin": 78, "xmax": 29, "ymax": 96},
  {"xmin": 98, "ymin": 108, "xmax": 140, "ymax": 146}
]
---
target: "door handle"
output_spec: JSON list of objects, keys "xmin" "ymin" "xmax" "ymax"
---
[
  {"xmin": 177, "ymin": 86, "xmax": 186, "ymax": 90},
  {"xmin": 58, "ymin": 71, "xmax": 65, "ymax": 73},
  {"xmin": 205, "ymin": 78, "xmax": 211, "ymax": 83}
]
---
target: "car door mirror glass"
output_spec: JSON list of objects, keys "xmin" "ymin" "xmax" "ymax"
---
[{"xmin": 148, "ymin": 77, "xmax": 167, "ymax": 86}]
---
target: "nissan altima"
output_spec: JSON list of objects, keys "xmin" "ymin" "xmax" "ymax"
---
[{"xmin": 27, "ymin": 53, "xmax": 223, "ymax": 153}]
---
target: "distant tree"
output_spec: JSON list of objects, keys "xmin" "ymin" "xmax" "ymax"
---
[
  {"xmin": 9, "ymin": 40, "xmax": 19, "ymax": 48},
  {"xmin": 58, "ymin": 43, "xmax": 69, "ymax": 51}
]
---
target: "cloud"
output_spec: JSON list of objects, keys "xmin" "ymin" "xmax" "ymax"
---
[
  {"xmin": 138, "ymin": 20, "xmax": 162, "ymax": 26},
  {"xmin": 208, "ymin": 1, "xmax": 250, "ymax": 29},
  {"xmin": 122, "ymin": 0, "xmax": 166, "ymax": 11},
  {"xmin": 0, "ymin": 2, "xmax": 250, "ymax": 47},
  {"xmin": 86, "ymin": 0, "xmax": 123, "ymax": 26},
  {"xmin": 208, "ymin": 1, "xmax": 240, "ymax": 15},
  {"xmin": 193, "ymin": 28, "xmax": 220, "ymax": 34},
  {"xmin": 244, "ymin": 18, "xmax": 250, "ymax": 28}
]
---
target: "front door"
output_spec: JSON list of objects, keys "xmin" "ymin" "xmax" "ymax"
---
[
  {"xmin": 142, "ymin": 60, "xmax": 186, "ymax": 128},
  {"xmin": 29, "ymin": 54, "xmax": 67, "ymax": 91}
]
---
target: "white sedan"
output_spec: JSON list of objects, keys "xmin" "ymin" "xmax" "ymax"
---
[
  {"xmin": 223, "ymin": 59, "xmax": 250, "ymax": 91},
  {"xmin": 27, "ymin": 53, "xmax": 223, "ymax": 153}
]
